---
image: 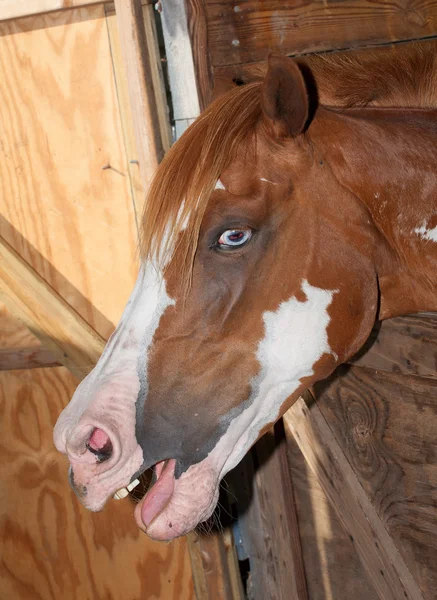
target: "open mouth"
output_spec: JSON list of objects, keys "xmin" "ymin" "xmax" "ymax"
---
[{"xmin": 113, "ymin": 459, "xmax": 176, "ymax": 528}]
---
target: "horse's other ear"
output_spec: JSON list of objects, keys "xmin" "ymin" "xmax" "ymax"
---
[
  {"xmin": 261, "ymin": 54, "xmax": 308, "ymax": 138},
  {"xmin": 210, "ymin": 77, "xmax": 237, "ymax": 104}
]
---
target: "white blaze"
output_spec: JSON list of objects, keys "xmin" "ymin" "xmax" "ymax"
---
[
  {"xmin": 53, "ymin": 261, "xmax": 174, "ymax": 508},
  {"xmin": 209, "ymin": 280, "xmax": 336, "ymax": 475}
]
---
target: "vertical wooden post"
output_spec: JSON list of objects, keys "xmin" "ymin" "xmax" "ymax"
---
[{"xmin": 113, "ymin": 0, "xmax": 164, "ymax": 192}]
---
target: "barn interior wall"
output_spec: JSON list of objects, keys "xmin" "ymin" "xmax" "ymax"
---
[{"xmin": 0, "ymin": 4, "xmax": 195, "ymax": 598}]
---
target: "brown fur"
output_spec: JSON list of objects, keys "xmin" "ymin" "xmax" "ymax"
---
[{"xmin": 140, "ymin": 40, "xmax": 437, "ymax": 283}]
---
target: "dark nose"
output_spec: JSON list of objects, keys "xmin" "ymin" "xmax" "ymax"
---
[{"xmin": 86, "ymin": 428, "xmax": 113, "ymax": 463}]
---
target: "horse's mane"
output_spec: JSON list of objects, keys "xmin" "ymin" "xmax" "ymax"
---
[
  {"xmin": 303, "ymin": 40, "xmax": 437, "ymax": 109},
  {"xmin": 140, "ymin": 40, "xmax": 437, "ymax": 275},
  {"xmin": 139, "ymin": 81, "xmax": 262, "ymax": 277}
]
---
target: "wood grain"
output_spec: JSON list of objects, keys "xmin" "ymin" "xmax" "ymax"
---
[
  {"xmin": 284, "ymin": 394, "xmax": 423, "ymax": 600},
  {"xmin": 105, "ymin": 2, "xmax": 172, "ymax": 220},
  {"xmin": 350, "ymin": 314, "xmax": 437, "ymax": 379},
  {"xmin": 229, "ymin": 425, "xmax": 308, "ymax": 599},
  {"xmin": 0, "ymin": 303, "xmax": 40, "ymax": 349},
  {"xmin": 0, "ymin": 0, "xmax": 102, "ymax": 22},
  {"xmin": 185, "ymin": 0, "xmax": 214, "ymax": 110},
  {"xmin": 113, "ymin": 0, "xmax": 164, "ymax": 194},
  {"xmin": 0, "ymin": 5, "xmax": 139, "ymax": 339},
  {"xmin": 314, "ymin": 365, "xmax": 437, "ymax": 599},
  {"xmin": 0, "ymin": 347, "xmax": 60, "ymax": 370},
  {"xmin": 0, "ymin": 236, "xmax": 106, "ymax": 380},
  {"xmin": 287, "ymin": 429, "xmax": 379, "ymax": 600},
  {"xmin": 0, "ymin": 365, "xmax": 195, "ymax": 600},
  {"xmin": 205, "ymin": 0, "xmax": 437, "ymax": 69},
  {"xmin": 160, "ymin": 0, "xmax": 200, "ymax": 127}
]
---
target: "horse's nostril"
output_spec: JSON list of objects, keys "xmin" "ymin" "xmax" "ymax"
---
[{"xmin": 86, "ymin": 428, "xmax": 113, "ymax": 463}]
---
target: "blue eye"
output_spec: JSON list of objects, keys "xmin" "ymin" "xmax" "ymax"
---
[{"xmin": 217, "ymin": 227, "xmax": 253, "ymax": 249}]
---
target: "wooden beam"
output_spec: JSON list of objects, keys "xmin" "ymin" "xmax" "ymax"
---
[
  {"xmin": 0, "ymin": 236, "xmax": 106, "ymax": 380},
  {"xmin": 113, "ymin": 0, "xmax": 164, "ymax": 194},
  {"xmin": 160, "ymin": 0, "xmax": 200, "ymax": 136},
  {"xmin": 283, "ymin": 393, "xmax": 424, "ymax": 600},
  {"xmin": 230, "ymin": 424, "xmax": 308, "ymax": 599},
  {"xmin": 0, "ymin": 346, "xmax": 61, "ymax": 371}
]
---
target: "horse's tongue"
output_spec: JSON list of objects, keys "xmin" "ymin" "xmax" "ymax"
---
[{"xmin": 141, "ymin": 459, "xmax": 176, "ymax": 527}]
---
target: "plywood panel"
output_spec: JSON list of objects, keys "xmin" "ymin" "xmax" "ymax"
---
[
  {"xmin": 0, "ymin": 6, "xmax": 139, "ymax": 339},
  {"xmin": 0, "ymin": 303, "xmax": 39, "ymax": 349},
  {"xmin": 0, "ymin": 365, "xmax": 195, "ymax": 600},
  {"xmin": 314, "ymin": 366, "xmax": 437, "ymax": 599}
]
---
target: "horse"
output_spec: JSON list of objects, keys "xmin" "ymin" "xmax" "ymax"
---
[{"xmin": 54, "ymin": 40, "xmax": 437, "ymax": 541}]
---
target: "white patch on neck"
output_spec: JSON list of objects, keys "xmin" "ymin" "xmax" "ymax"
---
[
  {"xmin": 209, "ymin": 280, "xmax": 337, "ymax": 476},
  {"xmin": 215, "ymin": 179, "xmax": 226, "ymax": 190},
  {"xmin": 260, "ymin": 177, "xmax": 277, "ymax": 185},
  {"xmin": 414, "ymin": 220, "xmax": 437, "ymax": 243}
]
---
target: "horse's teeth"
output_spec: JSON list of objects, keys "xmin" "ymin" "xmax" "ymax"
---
[
  {"xmin": 127, "ymin": 478, "xmax": 140, "ymax": 492},
  {"xmin": 113, "ymin": 487, "xmax": 129, "ymax": 500},
  {"xmin": 113, "ymin": 479, "xmax": 140, "ymax": 500}
]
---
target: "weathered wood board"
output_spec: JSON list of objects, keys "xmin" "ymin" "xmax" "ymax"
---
[
  {"xmin": 286, "ymin": 429, "xmax": 378, "ymax": 600},
  {"xmin": 185, "ymin": 0, "xmax": 437, "ymax": 105},
  {"xmin": 313, "ymin": 315, "xmax": 437, "ymax": 599}
]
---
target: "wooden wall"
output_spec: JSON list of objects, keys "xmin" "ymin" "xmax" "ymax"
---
[
  {"xmin": 185, "ymin": 0, "xmax": 437, "ymax": 108},
  {"xmin": 0, "ymin": 4, "xmax": 195, "ymax": 598},
  {"xmin": 310, "ymin": 315, "xmax": 437, "ymax": 599},
  {"xmin": 0, "ymin": 306, "xmax": 195, "ymax": 600}
]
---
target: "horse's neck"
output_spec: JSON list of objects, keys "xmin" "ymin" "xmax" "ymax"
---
[{"xmin": 313, "ymin": 107, "xmax": 437, "ymax": 319}]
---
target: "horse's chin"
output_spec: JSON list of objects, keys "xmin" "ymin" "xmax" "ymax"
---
[{"xmin": 134, "ymin": 459, "xmax": 220, "ymax": 541}]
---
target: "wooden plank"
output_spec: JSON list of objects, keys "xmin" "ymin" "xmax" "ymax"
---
[
  {"xmin": 0, "ymin": 0, "xmax": 154, "ymax": 22},
  {"xmin": 185, "ymin": 0, "xmax": 214, "ymax": 110},
  {"xmin": 228, "ymin": 423, "xmax": 308, "ymax": 600},
  {"xmin": 314, "ymin": 365, "xmax": 437, "ymax": 599},
  {"xmin": 188, "ymin": 528, "xmax": 244, "ymax": 600},
  {"xmin": 0, "ymin": 5, "xmax": 139, "ymax": 339},
  {"xmin": 105, "ymin": 2, "xmax": 172, "ymax": 216},
  {"xmin": 204, "ymin": 0, "xmax": 437, "ymax": 69},
  {"xmin": 0, "ymin": 303, "xmax": 40, "ymax": 349},
  {"xmin": 287, "ymin": 428, "xmax": 379, "ymax": 599},
  {"xmin": 0, "ymin": 0, "xmax": 101, "ymax": 22},
  {"xmin": 283, "ymin": 393, "xmax": 424, "ymax": 600},
  {"xmin": 160, "ymin": 0, "xmax": 200, "ymax": 127},
  {"xmin": 0, "ymin": 236, "xmax": 105, "ymax": 380},
  {"xmin": 350, "ymin": 314, "xmax": 437, "ymax": 379},
  {"xmin": 0, "ymin": 346, "xmax": 61, "ymax": 370},
  {"xmin": 113, "ymin": 0, "xmax": 164, "ymax": 194},
  {"xmin": 0, "ymin": 365, "xmax": 195, "ymax": 599}
]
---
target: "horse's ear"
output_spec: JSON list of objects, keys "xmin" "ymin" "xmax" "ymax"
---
[
  {"xmin": 210, "ymin": 77, "xmax": 237, "ymax": 103},
  {"xmin": 261, "ymin": 54, "xmax": 308, "ymax": 138}
]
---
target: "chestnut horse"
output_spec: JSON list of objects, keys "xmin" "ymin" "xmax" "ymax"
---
[{"xmin": 54, "ymin": 41, "xmax": 437, "ymax": 540}]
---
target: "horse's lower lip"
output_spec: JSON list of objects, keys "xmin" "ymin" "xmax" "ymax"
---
[{"xmin": 139, "ymin": 459, "xmax": 176, "ymax": 527}]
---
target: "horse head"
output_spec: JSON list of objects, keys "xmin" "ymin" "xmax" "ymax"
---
[{"xmin": 54, "ymin": 55, "xmax": 382, "ymax": 540}]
